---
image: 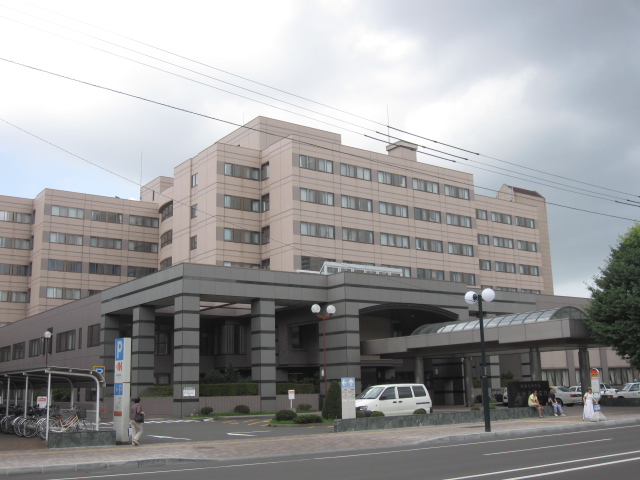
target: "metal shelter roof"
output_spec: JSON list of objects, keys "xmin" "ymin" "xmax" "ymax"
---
[{"xmin": 1, "ymin": 366, "xmax": 105, "ymax": 388}]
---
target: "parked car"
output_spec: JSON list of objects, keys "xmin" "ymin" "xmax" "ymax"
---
[
  {"xmin": 615, "ymin": 382, "xmax": 640, "ymax": 399},
  {"xmin": 355, "ymin": 384, "xmax": 433, "ymax": 416},
  {"xmin": 548, "ymin": 386, "xmax": 582, "ymax": 406},
  {"xmin": 568, "ymin": 384, "xmax": 618, "ymax": 398}
]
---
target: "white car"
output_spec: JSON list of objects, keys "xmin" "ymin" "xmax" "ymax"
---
[
  {"xmin": 549, "ymin": 386, "xmax": 582, "ymax": 406},
  {"xmin": 568, "ymin": 384, "xmax": 618, "ymax": 398},
  {"xmin": 615, "ymin": 382, "xmax": 640, "ymax": 399}
]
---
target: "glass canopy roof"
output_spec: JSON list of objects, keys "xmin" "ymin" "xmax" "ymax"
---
[{"xmin": 411, "ymin": 306, "xmax": 587, "ymax": 336}]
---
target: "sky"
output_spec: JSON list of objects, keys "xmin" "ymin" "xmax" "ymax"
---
[{"xmin": 1, "ymin": 0, "xmax": 639, "ymax": 298}]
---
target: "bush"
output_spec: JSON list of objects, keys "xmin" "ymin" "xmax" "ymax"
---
[
  {"xmin": 293, "ymin": 414, "xmax": 323, "ymax": 424},
  {"xmin": 200, "ymin": 406, "xmax": 213, "ymax": 415},
  {"xmin": 370, "ymin": 411, "xmax": 385, "ymax": 417},
  {"xmin": 275, "ymin": 409, "xmax": 298, "ymax": 421},
  {"xmin": 234, "ymin": 405, "xmax": 250, "ymax": 414},
  {"xmin": 298, "ymin": 403, "xmax": 312, "ymax": 411},
  {"xmin": 356, "ymin": 411, "xmax": 365, "ymax": 418},
  {"xmin": 413, "ymin": 408, "xmax": 427, "ymax": 415},
  {"xmin": 322, "ymin": 381, "xmax": 342, "ymax": 420},
  {"xmin": 200, "ymin": 383, "xmax": 259, "ymax": 396}
]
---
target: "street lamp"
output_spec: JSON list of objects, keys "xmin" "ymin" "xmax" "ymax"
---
[
  {"xmin": 311, "ymin": 304, "xmax": 335, "ymax": 395},
  {"xmin": 43, "ymin": 331, "xmax": 52, "ymax": 367},
  {"xmin": 464, "ymin": 287, "xmax": 495, "ymax": 433}
]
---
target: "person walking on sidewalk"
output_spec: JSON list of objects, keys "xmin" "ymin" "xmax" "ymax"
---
[
  {"xmin": 130, "ymin": 397, "xmax": 145, "ymax": 446},
  {"xmin": 528, "ymin": 390, "xmax": 544, "ymax": 418},
  {"xmin": 548, "ymin": 388, "xmax": 566, "ymax": 417},
  {"xmin": 583, "ymin": 387, "xmax": 594, "ymax": 421}
]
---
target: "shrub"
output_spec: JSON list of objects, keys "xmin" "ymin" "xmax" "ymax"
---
[
  {"xmin": 141, "ymin": 385, "xmax": 173, "ymax": 397},
  {"xmin": 298, "ymin": 403, "xmax": 312, "ymax": 411},
  {"xmin": 293, "ymin": 414, "xmax": 323, "ymax": 424},
  {"xmin": 356, "ymin": 411, "xmax": 365, "ymax": 418},
  {"xmin": 200, "ymin": 406, "xmax": 213, "ymax": 415},
  {"xmin": 322, "ymin": 381, "xmax": 342, "ymax": 420},
  {"xmin": 234, "ymin": 405, "xmax": 250, "ymax": 414},
  {"xmin": 370, "ymin": 411, "xmax": 385, "ymax": 417},
  {"xmin": 413, "ymin": 408, "xmax": 427, "ymax": 415},
  {"xmin": 200, "ymin": 383, "xmax": 259, "ymax": 396},
  {"xmin": 275, "ymin": 409, "xmax": 298, "ymax": 421}
]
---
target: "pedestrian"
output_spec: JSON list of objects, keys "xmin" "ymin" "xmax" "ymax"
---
[
  {"xmin": 583, "ymin": 387, "xmax": 594, "ymax": 421},
  {"xmin": 547, "ymin": 388, "xmax": 565, "ymax": 417},
  {"xmin": 528, "ymin": 390, "xmax": 543, "ymax": 418},
  {"xmin": 130, "ymin": 397, "xmax": 145, "ymax": 446}
]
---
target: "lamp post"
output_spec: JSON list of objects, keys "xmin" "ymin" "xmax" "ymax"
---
[
  {"xmin": 311, "ymin": 304, "xmax": 335, "ymax": 396},
  {"xmin": 43, "ymin": 330, "xmax": 52, "ymax": 367},
  {"xmin": 464, "ymin": 288, "xmax": 495, "ymax": 433}
]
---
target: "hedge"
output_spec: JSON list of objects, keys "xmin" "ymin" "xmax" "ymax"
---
[
  {"xmin": 200, "ymin": 383, "xmax": 259, "ymax": 396},
  {"xmin": 276, "ymin": 383, "xmax": 317, "ymax": 395},
  {"xmin": 141, "ymin": 385, "xmax": 173, "ymax": 397}
]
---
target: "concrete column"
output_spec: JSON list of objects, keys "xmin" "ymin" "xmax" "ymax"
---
[
  {"xmin": 529, "ymin": 347, "xmax": 542, "ymax": 381},
  {"xmin": 414, "ymin": 357, "xmax": 424, "ymax": 385},
  {"xmin": 520, "ymin": 352, "xmax": 531, "ymax": 381},
  {"xmin": 578, "ymin": 348, "xmax": 591, "ymax": 393},
  {"xmin": 251, "ymin": 299, "xmax": 277, "ymax": 413},
  {"xmin": 173, "ymin": 295, "xmax": 200, "ymax": 418},
  {"xmin": 131, "ymin": 306, "xmax": 156, "ymax": 399},
  {"xmin": 100, "ymin": 314, "xmax": 121, "ymax": 392},
  {"xmin": 463, "ymin": 357, "xmax": 475, "ymax": 407},
  {"xmin": 488, "ymin": 355, "xmax": 501, "ymax": 390},
  {"xmin": 324, "ymin": 301, "xmax": 361, "ymax": 392}
]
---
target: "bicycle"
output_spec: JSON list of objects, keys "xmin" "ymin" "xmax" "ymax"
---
[{"xmin": 37, "ymin": 406, "xmax": 91, "ymax": 439}]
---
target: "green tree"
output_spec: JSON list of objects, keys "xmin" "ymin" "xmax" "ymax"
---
[
  {"xmin": 586, "ymin": 223, "xmax": 640, "ymax": 370},
  {"xmin": 321, "ymin": 381, "xmax": 342, "ymax": 420}
]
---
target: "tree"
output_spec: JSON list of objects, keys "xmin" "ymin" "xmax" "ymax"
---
[
  {"xmin": 321, "ymin": 381, "xmax": 342, "ymax": 419},
  {"xmin": 586, "ymin": 223, "xmax": 640, "ymax": 370}
]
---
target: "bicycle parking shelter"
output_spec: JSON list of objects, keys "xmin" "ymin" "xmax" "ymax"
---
[{"xmin": 1, "ymin": 366, "xmax": 105, "ymax": 439}]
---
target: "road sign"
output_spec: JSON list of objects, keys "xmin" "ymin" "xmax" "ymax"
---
[
  {"xmin": 341, "ymin": 377, "xmax": 355, "ymax": 388},
  {"xmin": 341, "ymin": 377, "xmax": 356, "ymax": 419},
  {"xmin": 93, "ymin": 366, "xmax": 105, "ymax": 377}
]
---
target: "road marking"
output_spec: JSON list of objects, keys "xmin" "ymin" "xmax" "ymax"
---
[
  {"xmin": 484, "ymin": 438, "xmax": 611, "ymax": 455},
  {"xmin": 227, "ymin": 430, "xmax": 271, "ymax": 437},
  {"xmin": 147, "ymin": 435, "xmax": 191, "ymax": 440},
  {"xmin": 494, "ymin": 456, "xmax": 640, "ymax": 480}
]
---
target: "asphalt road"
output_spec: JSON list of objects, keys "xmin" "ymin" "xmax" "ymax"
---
[{"xmin": 12, "ymin": 422, "xmax": 640, "ymax": 480}]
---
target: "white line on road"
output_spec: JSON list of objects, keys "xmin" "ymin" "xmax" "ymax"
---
[
  {"xmin": 483, "ymin": 438, "xmax": 611, "ymax": 455},
  {"xmin": 147, "ymin": 435, "xmax": 191, "ymax": 440},
  {"xmin": 227, "ymin": 431, "xmax": 271, "ymax": 437},
  {"xmin": 496, "ymin": 456, "xmax": 640, "ymax": 480}
]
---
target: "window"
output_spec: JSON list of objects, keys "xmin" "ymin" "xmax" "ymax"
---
[
  {"xmin": 381, "ymin": 264, "xmax": 411, "ymax": 277},
  {"xmin": 0, "ymin": 210, "xmax": 31, "ymax": 223},
  {"xmin": 493, "ymin": 236, "xmax": 514, "ymax": 249},
  {"xmin": 56, "ymin": 330, "xmax": 76, "ymax": 352},
  {"xmin": 127, "ymin": 266, "xmax": 157, "ymax": 277},
  {"xmin": 300, "ymin": 222, "xmax": 335, "ymax": 239},
  {"xmin": 261, "ymin": 226, "xmax": 270, "ymax": 245},
  {"xmin": 91, "ymin": 210, "xmax": 123, "ymax": 224},
  {"xmin": 378, "ymin": 171, "xmax": 406, "ymax": 187},
  {"xmin": 417, "ymin": 268, "xmax": 445, "ymax": 280},
  {"xmin": 495, "ymin": 286, "xmax": 517, "ymax": 292},
  {"xmin": 0, "ymin": 237, "xmax": 12, "ymax": 248},
  {"xmin": 51, "ymin": 205, "xmax": 84, "ymax": 219},
  {"xmin": 479, "ymin": 259, "xmax": 491, "ymax": 271},
  {"xmin": 223, "ymin": 261, "xmax": 260, "ymax": 269},
  {"xmin": 261, "ymin": 194, "xmax": 270, "ymax": 212},
  {"xmin": 0, "ymin": 211, "xmax": 13, "ymax": 222},
  {"xmin": 261, "ymin": 258, "xmax": 270, "ymax": 270},
  {"xmin": 261, "ymin": 162, "xmax": 270, "ymax": 180},
  {"xmin": 12, "ymin": 342, "xmax": 24, "ymax": 360},
  {"xmin": 516, "ymin": 216, "xmax": 536, "ymax": 228},
  {"xmin": 450, "ymin": 272, "xmax": 476, "ymax": 285},
  {"xmin": 446, "ymin": 213, "xmax": 472, "ymax": 228},
  {"xmin": 495, "ymin": 262, "xmax": 516, "ymax": 273},
  {"xmin": 87, "ymin": 324, "xmax": 100, "ymax": 347},
  {"xmin": 519, "ymin": 264, "xmax": 540, "ymax": 276},
  {"xmin": 191, "ymin": 173, "xmax": 198, "ymax": 187},
  {"xmin": 13, "ymin": 238, "xmax": 30, "ymax": 249},
  {"xmin": 517, "ymin": 240, "xmax": 538, "ymax": 252},
  {"xmin": 90, "ymin": 236, "xmax": 122, "ymax": 249},
  {"xmin": 448, "ymin": 242, "xmax": 474, "ymax": 256},
  {"xmin": 160, "ymin": 202, "xmax": 173, "ymax": 221},
  {"xmin": 415, "ymin": 238, "xmax": 443, "ymax": 252},
  {"xmin": 412, "ymin": 178, "xmax": 439, "ymax": 194},
  {"xmin": 478, "ymin": 234, "xmax": 490, "ymax": 245},
  {"xmin": 340, "ymin": 163, "xmax": 371, "ymax": 180},
  {"xmin": 191, "ymin": 204, "xmax": 198, "ymax": 218},
  {"xmin": 214, "ymin": 324, "xmax": 246, "ymax": 355},
  {"xmin": 342, "ymin": 228, "xmax": 374, "ymax": 244},
  {"xmin": 299, "ymin": 155, "xmax": 333, "ymax": 173},
  {"xmin": 341, "ymin": 195, "xmax": 372, "ymax": 212},
  {"xmin": 28, "ymin": 339, "xmax": 41, "ymax": 357},
  {"xmin": 160, "ymin": 257, "xmax": 172, "ymax": 269},
  {"xmin": 300, "ymin": 188, "xmax": 334, "ymax": 206},
  {"xmin": 380, "ymin": 233, "xmax": 410, "ymax": 248},
  {"xmin": 491, "ymin": 212, "xmax": 512, "ymax": 224},
  {"xmin": 223, "ymin": 228, "xmax": 260, "ymax": 244},
  {"xmin": 155, "ymin": 331, "xmax": 171, "ymax": 354},
  {"xmin": 47, "ymin": 259, "xmax": 82, "ymax": 273},
  {"xmin": 301, "ymin": 256, "xmax": 335, "ymax": 271},
  {"xmin": 89, "ymin": 263, "xmax": 121, "ymax": 276},
  {"xmin": 379, "ymin": 202, "xmax": 408, "ymax": 218},
  {"xmin": 224, "ymin": 162, "xmax": 260, "ymax": 180},
  {"xmin": 0, "ymin": 346, "xmax": 10, "ymax": 362},
  {"xmin": 129, "ymin": 215, "xmax": 159, "ymax": 228},
  {"xmin": 291, "ymin": 325, "xmax": 306, "ymax": 350},
  {"xmin": 1, "ymin": 290, "xmax": 28, "ymax": 302},
  {"xmin": 128, "ymin": 241, "xmax": 158, "ymax": 253},
  {"xmin": 414, "ymin": 207, "xmax": 441, "ymax": 223},
  {"xmin": 161, "ymin": 230, "xmax": 173, "ymax": 248},
  {"xmin": 190, "ymin": 235, "xmax": 198, "ymax": 250},
  {"xmin": 50, "ymin": 232, "xmax": 83, "ymax": 245},
  {"xmin": 224, "ymin": 195, "xmax": 260, "ymax": 212},
  {"xmin": 476, "ymin": 209, "xmax": 488, "ymax": 220},
  {"xmin": 444, "ymin": 185, "xmax": 470, "ymax": 200},
  {"xmin": 521, "ymin": 289, "xmax": 541, "ymax": 294},
  {"xmin": 0, "ymin": 264, "xmax": 29, "ymax": 276}
]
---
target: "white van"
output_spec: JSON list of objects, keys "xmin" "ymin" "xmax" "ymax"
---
[{"xmin": 355, "ymin": 384, "xmax": 433, "ymax": 416}]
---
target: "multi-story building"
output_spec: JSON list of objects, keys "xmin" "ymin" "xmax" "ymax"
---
[{"xmin": 1, "ymin": 117, "xmax": 552, "ymax": 326}]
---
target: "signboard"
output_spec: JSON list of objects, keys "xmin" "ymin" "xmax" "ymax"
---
[
  {"xmin": 341, "ymin": 377, "xmax": 356, "ymax": 419},
  {"xmin": 590, "ymin": 368, "xmax": 601, "ymax": 401},
  {"xmin": 288, "ymin": 390, "xmax": 295, "ymax": 400},
  {"xmin": 505, "ymin": 381, "xmax": 550, "ymax": 408},
  {"xmin": 37, "ymin": 396, "xmax": 47, "ymax": 409},
  {"xmin": 93, "ymin": 366, "xmax": 106, "ymax": 377},
  {"xmin": 182, "ymin": 386, "xmax": 196, "ymax": 397},
  {"xmin": 113, "ymin": 338, "xmax": 131, "ymax": 443}
]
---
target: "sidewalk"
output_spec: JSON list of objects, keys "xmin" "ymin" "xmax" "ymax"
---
[{"xmin": 1, "ymin": 408, "xmax": 639, "ymax": 477}]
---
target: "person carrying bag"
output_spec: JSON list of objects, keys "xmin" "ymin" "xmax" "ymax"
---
[{"xmin": 129, "ymin": 397, "xmax": 145, "ymax": 445}]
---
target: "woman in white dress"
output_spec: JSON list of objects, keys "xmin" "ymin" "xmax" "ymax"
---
[{"xmin": 583, "ymin": 387, "xmax": 594, "ymax": 420}]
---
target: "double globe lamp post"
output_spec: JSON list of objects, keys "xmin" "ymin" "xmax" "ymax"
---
[
  {"xmin": 464, "ymin": 287, "xmax": 495, "ymax": 433},
  {"xmin": 311, "ymin": 304, "xmax": 335, "ymax": 396}
]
